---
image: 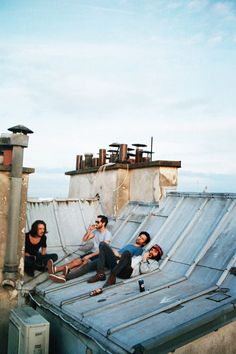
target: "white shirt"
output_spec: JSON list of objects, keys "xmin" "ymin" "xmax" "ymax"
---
[{"xmin": 92, "ymin": 229, "xmax": 112, "ymax": 251}]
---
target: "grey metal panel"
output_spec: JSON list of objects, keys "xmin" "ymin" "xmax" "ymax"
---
[
  {"xmin": 151, "ymin": 196, "xmax": 205, "ymax": 255},
  {"xmin": 29, "ymin": 193, "xmax": 236, "ymax": 354},
  {"xmin": 106, "ymin": 292, "xmax": 234, "ymax": 351},
  {"xmin": 156, "ymin": 194, "xmax": 185, "ymax": 216},
  {"xmin": 117, "ymin": 201, "xmax": 139, "ymax": 218},
  {"xmin": 137, "ymin": 214, "xmax": 168, "ymax": 239},
  {"xmin": 172, "ymin": 197, "xmax": 232, "ymax": 264},
  {"xmin": 197, "ymin": 201, "xmax": 236, "ymax": 269},
  {"xmin": 27, "ymin": 199, "xmax": 102, "ymax": 250},
  {"xmin": 111, "ymin": 221, "xmax": 142, "ymax": 249}
]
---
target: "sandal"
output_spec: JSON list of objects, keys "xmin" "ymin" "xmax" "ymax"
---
[{"xmin": 89, "ymin": 288, "xmax": 103, "ymax": 297}]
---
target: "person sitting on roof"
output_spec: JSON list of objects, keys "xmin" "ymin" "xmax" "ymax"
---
[
  {"xmin": 24, "ymin": 220, "xmax": 58, "ymax": 277},
  {"xmin": 48, "ymin": 232, "xmax": 161, "ymax": 288},
  {"xmin": 89, "ymin": 242, "xmax": 163, "ymax": 296},
  {"xmin": 47, "ymin": 215, "xmax": 112, "ymax": 275}
]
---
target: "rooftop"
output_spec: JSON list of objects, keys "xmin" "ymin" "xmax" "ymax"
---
[{"xmin": 26, "ymin": 192, "xmax": 236, "ymax": 353}]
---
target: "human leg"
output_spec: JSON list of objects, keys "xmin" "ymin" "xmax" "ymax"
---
[
  {"xmin": 36, "ymin": 253, "xmax": 58, "ymax": 271},
  {"xmin": 24, "ymin": 255, "xmax": 36, "ymax": 276},
  {"xmin": 103, "ymin": 251, "xmax": 133, "ymax": 287},
  {"xmin": 112, "ymin": 251, "xmax": 133, "ymax": 278},
  {"xmin": 87, "ymin": 242, "xmax": 117, "ymax": 283},
  {"xmin": 48, "ymin": 257, "xmax": 83, "ymax": 274},
  {"xmin": 96, "ymin": 242, "xmax": 117, "ymax": 271},
  {"xmin": 65, "ymin": 259, "xmax": 98, "ymax": 281}
]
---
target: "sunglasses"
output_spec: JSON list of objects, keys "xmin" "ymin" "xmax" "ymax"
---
[{"xmin": 95, "ymin": 220, "xmax": 101, "ymax": 224}]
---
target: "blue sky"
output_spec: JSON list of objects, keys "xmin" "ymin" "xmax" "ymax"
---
[{"xmin": 1, "ymin": 0, "xmax": 236, "ymax": 197}]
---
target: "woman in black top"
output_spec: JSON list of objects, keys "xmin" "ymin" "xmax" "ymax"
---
[{"xmin": 24, "ymin": 220, "xmax": 58, "ymax": 276}]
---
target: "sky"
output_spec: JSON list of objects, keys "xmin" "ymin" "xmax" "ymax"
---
[{"xmin": 0, "ymin": 0, "xmax": 236, "ymax": 197}]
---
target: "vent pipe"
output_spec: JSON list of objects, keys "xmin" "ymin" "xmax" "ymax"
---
[
  {"xmin": 76, "ymin": 155, "xmax": 83, "ymax": 170},
  {"xmin": 99, "ymin": 149, "xmax": 106, "ymax": 166},
  {"xmin": 2, "ymin": 125, "xmax": 33, "ymax": 287},
  {"xmin": 84, "ymin": 153, "xmax": 93, "ymax": 168},
  {"xmin": 135, "ymin": 149, "xmax": 143, "ymax": 163},
  {"xmin": 119, "ymin": 144, "xmax": 128, "ymax": 162},
  {"xmin": 92, "ymin": 157, "xmax": 99, "ymax": 167}
]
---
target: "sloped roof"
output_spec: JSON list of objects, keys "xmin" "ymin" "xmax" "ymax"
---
[{"xmin": 28, "ymin": 193, "xmax": 236, "ymax": 353}]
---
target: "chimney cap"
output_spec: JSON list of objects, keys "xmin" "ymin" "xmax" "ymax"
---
[
  {"xmin": 8, "ymin": 125, "xmax": 34, "ymax": 135},
  {"xmin": 132, "ymin": 143, "xmax": 147, "ymax": 148},
  {"xmin": 109, "ymin": 142, "xmax": 120, "ymax": 147}
]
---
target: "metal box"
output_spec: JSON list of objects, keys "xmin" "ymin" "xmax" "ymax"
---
[{"xmin": 8, "ymin": 306, "xmax": 49, "ymax": 354}]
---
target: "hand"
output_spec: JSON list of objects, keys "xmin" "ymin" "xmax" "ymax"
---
[
  {"xmin": 82, "ymin": 258, "xmax": 89, "ymax": 265},
  {"xmin": 142, "ymin": 252, "xmax": 150, "ymax": 261},
  {"xmin": 82, "ymin": 255, "xmax": 91, "ymax": 262},
  {"xmin": 88, "ymin": 224, "xmax": 96, "ymax": 232}
]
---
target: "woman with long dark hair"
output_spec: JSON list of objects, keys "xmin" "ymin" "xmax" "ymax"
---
[{"xmin": 24, "ymin": 220, "xmax": 58, "ymax": 276}]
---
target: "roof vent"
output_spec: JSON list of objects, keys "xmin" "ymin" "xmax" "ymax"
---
[{"xmin": 8, "ymin": 125, "xmax": 34, "ymax": 135}]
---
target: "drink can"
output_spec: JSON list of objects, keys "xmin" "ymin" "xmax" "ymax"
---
[{"xmin": 138, "ymin": 279, "xmax": 145, "ymax": 292}]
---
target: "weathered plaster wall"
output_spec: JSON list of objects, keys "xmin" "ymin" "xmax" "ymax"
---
[
  {"xmin": 68, "ymin": 164, "xmax": 178, "ymax": 216},
  {"xmin": 68, "ymin": 169, "xmax": 130, "ymax": 216},
  {"xmin": 172, "ymin": 320, "xmax": 236, "ymax": 354},
  {"xmin": 0, "ymin": 170, "xmax": 30, "ymax": 354},
  {"xmin": 0, "ymin": 172, "xmax": 10, "ymax": 278}
]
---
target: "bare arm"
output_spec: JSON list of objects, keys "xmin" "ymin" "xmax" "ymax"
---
[
  {"xmin": 82, "ymin": 225, "xmax": 96, "ymax": 242},
  {"xmin": 82, "ymin": 250, "xmax": 99, "ymax": 261},
  {"xmin": 112, "ymin": 249, "xmax": 121, "ymax": 258},
  {"xmin": 41, "ymin": 247, "xmax": 47, "ymax": 256}
]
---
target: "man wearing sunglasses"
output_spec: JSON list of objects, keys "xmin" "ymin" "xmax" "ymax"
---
[
  {"xmin": 88, "ymin": 243, "xmax": 163, "ymax": 296},
  {"xmin": 49, "ymin": 231, "xmax": 162, "ymax": 287},
  {"xmin": 47, "ymin": 215, "xmax": 112, "ymax": 275}
]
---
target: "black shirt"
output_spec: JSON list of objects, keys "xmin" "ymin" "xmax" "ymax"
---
[{"xmin": 25, "ymin": 232, "xmax": 47, "ymax": 256}]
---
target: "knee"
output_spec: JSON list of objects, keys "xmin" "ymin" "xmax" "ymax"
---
[
  {"xmin": 51, "ymin": 254, "xmax": 58, "ymax": 262},
  {"xmin": 99, "ymin": 241, "xmax": 108, "ymax": 249}
]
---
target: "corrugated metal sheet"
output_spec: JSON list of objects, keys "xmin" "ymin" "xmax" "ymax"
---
[{"xmin": 27, "ymin": 193, "xmax": 236, "ymax": 353}]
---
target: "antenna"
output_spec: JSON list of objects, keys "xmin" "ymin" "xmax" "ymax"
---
[{"xmin": 150, "ymin": 136, "xmax": 153, "ymax": 161}]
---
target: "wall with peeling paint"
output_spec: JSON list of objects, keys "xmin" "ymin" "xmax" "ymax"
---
[
  {"xmin": 68, "ymin": 162, "xmax": 180, "ymax": 216},
  {"xmin": 0, "ymin": 168, "xmax": 32, "ymax": 354}
]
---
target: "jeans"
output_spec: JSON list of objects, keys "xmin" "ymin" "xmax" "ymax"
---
[{"xmin": 66, "ymin": 242, "xmax": 133, "ymax": 280}]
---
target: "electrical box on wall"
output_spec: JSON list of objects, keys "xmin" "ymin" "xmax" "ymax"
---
[{"xmin": 8, "ymin": 306, "xmax": 49, "ymax": 354}]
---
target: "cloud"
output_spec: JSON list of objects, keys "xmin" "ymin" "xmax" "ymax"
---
[
  {"xmin": 187, "ymin": 0, "xmax": 209, "ymax": 12},
  {"xmin": 212, "ymin": 2, "xmax": 236, "ymax": 21},
  {"xmin": 207, "ymin": 34, "xmax": 224, "ymax": 45},
  {"xmin": 178, "ymin": 170, "xmax": 236, "ymax": 193}
]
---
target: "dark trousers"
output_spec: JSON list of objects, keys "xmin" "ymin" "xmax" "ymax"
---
[
  {"xmin": 25, "ymin": 252, "xmax": 58, "ymax": 272},
  {"xmin": 66, "ymin": 242, "xmax": 133, "ymax": 280},
  {"xmin": 112, "ymin": 250, "xmax": 133, "ymax": 279},
  {"xmin": 98, "ymin": 242, "xmax": 133, "ymax": 278}
]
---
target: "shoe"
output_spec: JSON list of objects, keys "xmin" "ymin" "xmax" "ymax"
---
[
  {"xmin": 87, "ymin": 272, "xmax": 106, "ymax": 283},
  {"xmin": 47, "ymin": 259, "xmax": 55, "ymax": 274},
  {"xmin": 63, "ymin": 266, "xmax": 69, "ymax": 276},
  {"xmin": 49, "ymin": 274, "xmax": 66, "ymax": 283},
  {"xmin": 103, "ymin": 273, "xmax": 116, "ymax": 288}
]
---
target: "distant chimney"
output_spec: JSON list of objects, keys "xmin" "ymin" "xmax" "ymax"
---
[
  {"xmin": 76, "ymin": 155, "xmax": 83, "ymax": 170},
  {"xmin": 99, "ymin": 149, "xmax": 106, "ymax": 166},
  {"xmin": 84, "ymin": 153, "xmax": 93, "ymax": 168},
  {"xmin": 119, "ymin": 144, "xmax": 128, "ymax": 162}
]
